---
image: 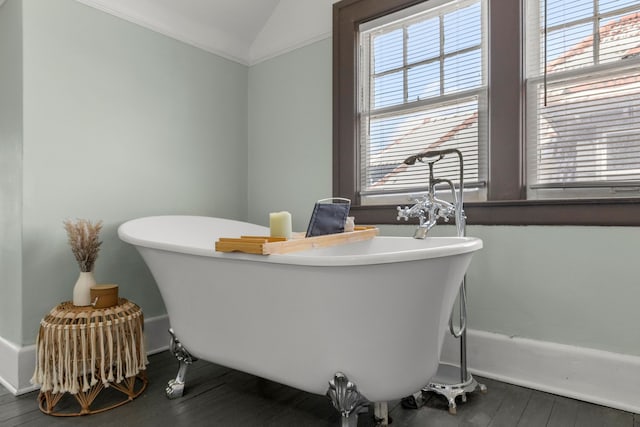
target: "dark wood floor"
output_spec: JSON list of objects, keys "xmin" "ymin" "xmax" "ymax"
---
[{"xmin": 1, "ymin": 350, "xmax": 638, "ymax": 426}]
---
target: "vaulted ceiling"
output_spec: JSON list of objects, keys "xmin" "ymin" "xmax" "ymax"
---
[{"xmin": 76, "ymin": 0, "xmax": 284, "ymax": 65}]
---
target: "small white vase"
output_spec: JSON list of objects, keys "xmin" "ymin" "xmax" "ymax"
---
[{"xmin": 73, "ymin": 271, "xmax": 96, "ymax": 306}]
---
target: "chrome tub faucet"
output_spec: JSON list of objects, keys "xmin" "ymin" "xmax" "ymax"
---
[{"xmin": 396, "ymin": 149, "xmax": 466, "ymax": 239}]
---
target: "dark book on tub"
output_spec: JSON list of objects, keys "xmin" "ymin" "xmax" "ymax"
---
[{"xmin": 305, "ymin": 199, "xmax": 351, "ymax": 238}]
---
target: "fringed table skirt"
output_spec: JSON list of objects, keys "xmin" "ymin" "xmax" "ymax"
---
[{"xmin": 31, "ymin": 299, "xmax": 149, "ymax": 416}]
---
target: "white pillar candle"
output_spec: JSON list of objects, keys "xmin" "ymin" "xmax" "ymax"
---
[{"xmin": 270, "ymin": 211, "xmax": 292, "ymax": 239}]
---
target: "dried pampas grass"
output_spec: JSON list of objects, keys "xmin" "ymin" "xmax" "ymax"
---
[{"xmin": 63, "ymin": 219, "xmax": 103, "ymax": 272}]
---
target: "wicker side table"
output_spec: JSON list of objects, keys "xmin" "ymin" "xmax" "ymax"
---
[{"xmin": 31, "ymin": 299, "xmax": 149, "ymax": 416}]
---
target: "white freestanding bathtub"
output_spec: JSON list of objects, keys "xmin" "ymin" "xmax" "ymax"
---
[{"xmin": 118, "ymin": 215, "xmax": 482, "ymax": 423}]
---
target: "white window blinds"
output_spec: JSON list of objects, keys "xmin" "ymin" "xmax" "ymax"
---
[
  {"xmin": 526, "ymin": 0, "xmax": 640, "ymax": 198},
  {"xmin": 358, "ymin": 0, "xmax": 487, "ymax": 205}
]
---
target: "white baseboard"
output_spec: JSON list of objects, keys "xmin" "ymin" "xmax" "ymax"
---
[
  {"xmin": 144, "ymin": 314, "xmax": 172, "ymax": 355},
  {"xmin": 441, "ymin": 329, "xmax": 640, "ymax": 414},
  {"xmin": 0, "ymin": 314, "xmax": 170, "ymax": 396},
  {"xmin": 0, "ymin": 335, "xmax": 37, "ymax": 395}
]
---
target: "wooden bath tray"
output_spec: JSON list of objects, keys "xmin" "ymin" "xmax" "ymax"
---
[{"xmin": 215, "ymin": 226, "xmax": 379, "ymax": 255}]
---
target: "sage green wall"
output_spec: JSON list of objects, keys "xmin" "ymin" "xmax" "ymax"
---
[
  {"xmin": 380, "ymin": 224, "xmax": 640, "ymax": 356},
  {"xmin": 0, "ymin": 0, "xmax": 23, "ymax": 344},
  {"xmin": 248, "ymin": 39, "xmax": 640, "ymax": 358},
  {"xmin": 247, "ymin": 39, "xmax": 332, "ymax": 230},
  {"xmin": 17, "ymin": 0, "xmax": 248, "ymax": 344}
]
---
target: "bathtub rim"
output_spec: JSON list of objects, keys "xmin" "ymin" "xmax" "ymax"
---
[{"xmin": 118, "ymin": 215, "xmax": 483, "ymax": 267}]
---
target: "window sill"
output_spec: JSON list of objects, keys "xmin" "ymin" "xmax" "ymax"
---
[{"xmin": 350, "ymin": 198, "xmax": 640, "ymax": 226}]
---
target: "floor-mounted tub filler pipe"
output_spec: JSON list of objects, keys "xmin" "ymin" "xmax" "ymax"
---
[{"xmin": 397, "ymin": 148, "xmax": 486, "ymax": 414}]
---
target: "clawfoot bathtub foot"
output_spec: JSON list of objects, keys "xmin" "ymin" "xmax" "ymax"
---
[
  {"xmin": 326, "ymin": 372, "xmax": 370, "ymax": 427},
  {"xmin": 166, "ymin": 328, "xmax": 197, "ymax": 399}
]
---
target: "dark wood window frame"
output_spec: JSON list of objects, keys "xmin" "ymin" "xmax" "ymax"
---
[{"xmin": 333, "ymin": 0, "xmax": 640, "ymax": 226}]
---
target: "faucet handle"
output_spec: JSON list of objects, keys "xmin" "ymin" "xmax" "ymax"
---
[{"xmin": 396, "ymin": 205, "xmax": 410, "ymax": 221}]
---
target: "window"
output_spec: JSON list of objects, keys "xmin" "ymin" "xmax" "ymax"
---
[
  {"xmin": 334, "ymin": 0, "xmax": 640, "ymax": 225},
  {"xmin": 526, "ymin": 0, "xmax": 640, "ymax": 200},
  {"xmin": 358, "ymin": 0, "xmax": 487, "ymax": 206}
]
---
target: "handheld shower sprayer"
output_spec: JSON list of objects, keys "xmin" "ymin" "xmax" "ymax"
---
[{"xmin": 403, "ymin": 148, "xmax": 460, "ymax": 166}]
